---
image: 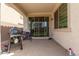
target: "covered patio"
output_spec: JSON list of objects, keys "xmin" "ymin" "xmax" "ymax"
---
[{"xmin": 0, "ymin": 3, "xmax": 79, "ymax": 56}]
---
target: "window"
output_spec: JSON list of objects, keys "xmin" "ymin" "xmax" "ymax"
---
[
  {"xmin": 29, "ymin": 17, "xmax": 49, "ymax": 37},
  {"xmin": 54, "ymin": 3, "xmax": 68, "ymax": 29}
]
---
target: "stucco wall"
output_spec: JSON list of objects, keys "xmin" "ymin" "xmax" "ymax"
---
[
  {"xmin": 23, "ymin": 17, "xmax": 30, "ymax": 32},
  {"xmin": 51, "ymin": 3, "xmax": 79, "ymax": 55}
]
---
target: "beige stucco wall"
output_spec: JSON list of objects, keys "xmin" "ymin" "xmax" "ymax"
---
[
  {"xmin": 51, "ymin": 3, "xmax": 79, "ymax": 55},
  {"xmin": 1, "ymin": 4, "xmax": 23, "ymax": 27},
  {"xmin": 23, "ymin": 17, "xmax": 30, "ymax": 32}
]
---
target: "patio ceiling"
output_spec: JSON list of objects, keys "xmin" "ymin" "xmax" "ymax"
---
[{"xmin": 14, "ymin": 3, "xmax": 57, "ymax": 15}]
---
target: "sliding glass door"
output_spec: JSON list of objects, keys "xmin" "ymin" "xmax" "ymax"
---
[{"xmin": 29, "ymin": 17, "xmax": 49, "ymax": 37}]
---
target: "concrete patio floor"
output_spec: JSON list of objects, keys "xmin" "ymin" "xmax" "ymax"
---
[{"xmin": 10, "ymin": 39, "xmax": 67, "ymax": 56}]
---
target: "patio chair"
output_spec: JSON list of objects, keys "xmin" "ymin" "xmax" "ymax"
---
[
  {"xmin": 22, "ymin": 31, "xmax": 32, "ymax": 41},
  {"xmin": 8, "ymin": 27, "xmax": 23, "ymax": 53}
]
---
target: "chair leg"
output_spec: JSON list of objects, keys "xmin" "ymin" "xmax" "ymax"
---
[
  {"xmin": 30, "ymin": 37, "xmax": 32, "ymax": 42},
  {"xmin": 7, "ymin": 41, "xmax": 11, "ymax": 53},
  {"xmin": 20, "ymin": 37, "xmax": 23, "ymax": 50}
]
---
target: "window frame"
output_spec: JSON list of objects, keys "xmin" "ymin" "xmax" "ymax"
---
[
  {"xmin": 54, "ymin": 3, "xmax": 71, "ymax": 32},
  {"xmin": 54, "ymin": 3, "xmax": 68, "ymax": 29}
]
